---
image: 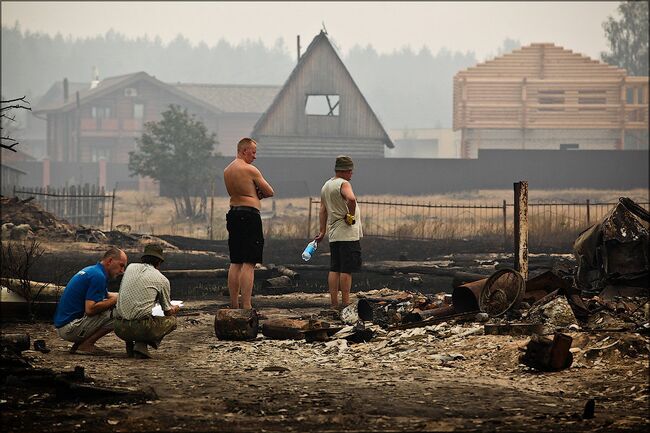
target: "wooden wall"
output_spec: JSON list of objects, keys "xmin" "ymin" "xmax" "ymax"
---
[
  {"xmin": 254, "ymin": 34, "xmax": 390, "ymax": 157},
  {"xmin": 453, "ymin": 43, "xmax": 649, "ymax": 158},
  {"xmin": 46, "ymin": 78, "xmax": 222, "ymax": 163}
]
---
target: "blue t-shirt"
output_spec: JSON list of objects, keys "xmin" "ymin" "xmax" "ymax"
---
[{"xmin": 53, "ymin": 262, "xmax": 109, "ymax": 328}]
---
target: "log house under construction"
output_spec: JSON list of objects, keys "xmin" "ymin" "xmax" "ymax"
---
[{"xmin": 453, "ymin": 43, "xmax": 649, "ymax": 158}]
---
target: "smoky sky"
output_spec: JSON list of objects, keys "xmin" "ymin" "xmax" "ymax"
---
[{"xmin": 2, "ymin": 1, "xmax": 618, "ymax": 60}]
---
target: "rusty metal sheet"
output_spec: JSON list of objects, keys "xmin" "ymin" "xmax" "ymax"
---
[{"xmin": 574, "ymin": 197, "xmax": 649, "ymax": 291}]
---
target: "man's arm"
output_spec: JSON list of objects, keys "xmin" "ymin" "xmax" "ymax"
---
[
  {"xmin": 84, "ymin": 277, "xmax": 117, "ymax": 316},
  {"xmin": 159, "ymin": 277, "xmax": 179, "ymax": 316},
  {"xmin": 85, "ymin": 296, "xmax": 117, "ymax": 316},
  {"xmin": 252, "ymin": 167, "xmax": 274, "ymax": 199},
  {"xmin": 340, "ymin": 182, "xmax": 357, "ymax": 216},
  {"xmin": 315, "ymin": 201, "xmax": 328, "ymax": 242}
]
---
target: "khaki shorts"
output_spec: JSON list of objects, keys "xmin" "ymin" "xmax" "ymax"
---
[{"xmin": 56, "ymin": 309, "xmax": 114, "ymax": 343}]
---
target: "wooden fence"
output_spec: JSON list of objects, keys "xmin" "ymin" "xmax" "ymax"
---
[{"xmin": 13, "ymin": 185, "xmax": 115, "ymax": 229}]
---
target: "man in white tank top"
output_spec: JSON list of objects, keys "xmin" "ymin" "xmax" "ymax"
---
[{"xmin": 315, "ymin": 155, "xmax": 362, "ymax": 309}]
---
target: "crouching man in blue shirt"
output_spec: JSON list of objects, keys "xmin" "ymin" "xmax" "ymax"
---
[{"xmin": 53, "ymin": 247, "xmax": 128, "ymax": 355}]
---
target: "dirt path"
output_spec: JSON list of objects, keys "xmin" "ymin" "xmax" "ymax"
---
[{"xmin": 2, "ymin": 296, "xmax": 648, "ymax": 432}]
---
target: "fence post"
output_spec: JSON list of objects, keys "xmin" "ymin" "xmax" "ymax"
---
[
  {"xmin": 502, "ymin": 199, "xmax": 507, "ymax": 248},
  {"xmin": 514, "ymin": 181, "xmax": 529, "ymax": 281},
  {"xmin": 307, "ymin": 197, "xmax": 313, "ymax": 239},
  {"xmin": 110, "ymin": 188, "xmax": 116, "ymax": 232},
  {"xmin": 586, "ymin": 199, "xmax": 590, "ymax": 226},
  {"xmin": 209, "ymin": 179, "xmax": 215, "ymax": 241}
]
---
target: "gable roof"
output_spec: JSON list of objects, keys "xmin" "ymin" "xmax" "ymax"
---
[
  {"xmin": 35, "ymin": 80, "xmax": 89, "ymax": 112},
  {"xmin": 252, "ymin": 31, "xmax": 394, "ymax": 148},
  {"xmin": 456, "ymin": 43, "xmax": 627, "ymax": 79},
  {"xmin": 33, "ymin": 72, "xmax": 223, "ymax": 115},
  {"xmin": 172, "ymin": 84, "xmax": 280, "ymax": 113}
]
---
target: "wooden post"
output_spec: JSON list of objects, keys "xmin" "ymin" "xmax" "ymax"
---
[
  {"xmin": 514, "ymin": 181, "xmax": 528, "ymax": 281},
  {"xmin": 110, "ymin": 187, "xmax": 116, "ymax": 231},
  {"xmin": 297, "ymin": 35, "xmax": 301, "ymax": 62},
  {"xmin": 502, "ymin": 199, "xmax": 507, "ymax": 249},
  {"xmin": 209, "ymin": 179, "xmax": 215, "ymax": 240},
  {"xmin": 306, "ymin": 197, "xmax": 313, "ymax": 239},
  {"xmin": 586, "ymin": 199, "xmax": 590, "ymax": 226}
]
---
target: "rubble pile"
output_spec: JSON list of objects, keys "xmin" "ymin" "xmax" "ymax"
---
[
  {"xmin": 225, "ymin": 198, "xmax": 649, "ymax": 374},
  {"xmin": 1, "ymin": 196, "xmax": 176, "ymax": 249},
  {"xmin": 1, "ymin": 197, "xmax": 75, "ymax": 240}
]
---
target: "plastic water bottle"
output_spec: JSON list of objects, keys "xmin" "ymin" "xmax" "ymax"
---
[{"xmin": 302, "ymin": 240, "xmax": 318, "ymax": 261}]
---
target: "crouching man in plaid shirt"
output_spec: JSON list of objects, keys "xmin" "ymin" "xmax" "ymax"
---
[{"xmin": 114, "ymin": 245, "xmax": 179, "ymax": 359}]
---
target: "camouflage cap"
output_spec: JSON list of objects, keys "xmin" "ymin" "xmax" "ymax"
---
[{"xmin": 335, "ymin": 155, "xmax": 354, "ymax": 171}]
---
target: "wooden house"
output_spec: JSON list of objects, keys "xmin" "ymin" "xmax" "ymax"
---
[
  {"xmin": 33, "ymin": 72, "xmax": 280, "ymax": 162},
  {"xmin": 172, "ymin": 83, "xmax": 280, "ymax": 156},
  {"xmin": 251, "ymin": 31, "xmax": 394, "ymax": 158},
  {"xmin": 0, "ymin": 163, "xmax": 27, "ymax": 196},
  {"xmin": 453, "ymin": 43, "xmax": 649, "ymax": 158}
]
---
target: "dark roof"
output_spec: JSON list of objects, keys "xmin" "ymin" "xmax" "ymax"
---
[
  {"xmin": 33, "ymin": 72, "xmax": 223, "ymax": 115},
  {"xmin": 172, "ymin": 84, "xmax": 280, "ymax": 113},
  {"xmin": 252, "ymin": 31, "xmax": 394, "ymax": 148},
  {"xmin": 35, "ymin": 80, "xmax": 89, "ymax": 112}
]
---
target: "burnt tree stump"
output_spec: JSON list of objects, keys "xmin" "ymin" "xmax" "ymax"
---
[{"xmin": 214, "ymin": 309, "xmax": 259, "ymax": 341}]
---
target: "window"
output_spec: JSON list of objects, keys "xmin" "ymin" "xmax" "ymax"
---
[
  {"xmin": 91, "ymin": 146, "xmax": 111, "ymax": 162},
  {"xmin": 578, "ymin": 97, "xmax": 606, "ymax": 104},
  {"xmin": 124, "ymin": 87, "xmax": 138, "ymax": 97},
  {"xmin": 305, "ymin": 94, "xmax": 340, "ymax": 116},
  {"xmin": 91, "ymin": 106, "xmax": 111, "ymax": 118},
  {"xmin": 538, "ymin": 97, "xmax": 565, "ymax": 104},
  {"xmin": 133, "ymin": 103, "xmax": 144, "ymax": 119},
  {"xmin": 560, "ymin": 143, "xmax": 579, "ymax": 150},
  {"xmin": 537, "ymin": 90, "xmax": 565, "ymax": 111}
]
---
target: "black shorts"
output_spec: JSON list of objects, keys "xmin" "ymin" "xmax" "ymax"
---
[
  {"xmin": 329, "ymin": 241, "xmax": 362, "ymax": 274},
  {"xmin": 226, "ymin": 208, "xmax": 264, "ymax": 264}
]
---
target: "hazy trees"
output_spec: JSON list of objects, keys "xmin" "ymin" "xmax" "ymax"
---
[
  {"xmin": 2, "ymin": 23, "xmax": 479, "ymax": 129},
  {"xmin": 601, "ymin": 1, "xmax": 649, "ymax": 75},
  {"xmin": 129, "ymin": 105, "xmax": 218, "ymax": 220}
]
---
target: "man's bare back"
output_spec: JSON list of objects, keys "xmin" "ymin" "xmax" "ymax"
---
[{"xmin": 223, "ymin": 141, "xmax": 274, "ymax": 210}]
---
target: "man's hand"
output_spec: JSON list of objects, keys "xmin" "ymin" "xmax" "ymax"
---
[
  {"xmin": 165, "ymin": 305, "xmax": 180, "ymax": 316},
  {"xmin": 255, "ymin": 184, "xmax": 265, "ymax": 199},
  {"xmin": 314, "ymin": 232, "xmax": 325, "ymax": 242},
  {"xmin": 345, "ymin": 213, "xmax": 356, "ymax": 225}
]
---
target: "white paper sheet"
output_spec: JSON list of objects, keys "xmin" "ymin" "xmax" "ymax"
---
[{"xmin": 151, "ymin": 300, "xmax": 183, "ymax": 317}]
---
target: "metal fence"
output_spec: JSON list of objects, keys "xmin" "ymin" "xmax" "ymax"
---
[
  {"xmin": 306, "ymin": 197, "xmax": 650, "ymax": 248},
  {"xmin": 13, "ymin": 185, "xmax": 115, "ymax": 229}
]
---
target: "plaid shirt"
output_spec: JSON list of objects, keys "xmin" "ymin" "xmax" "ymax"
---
[{"xmin": 115, "ymin": 263, "xmax": 172, "ymax": 320}]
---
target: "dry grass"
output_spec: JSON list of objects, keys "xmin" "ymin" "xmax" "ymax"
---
[{"xmin": 108, "ymin": 188, "xmax": 648, "ymax": 245}]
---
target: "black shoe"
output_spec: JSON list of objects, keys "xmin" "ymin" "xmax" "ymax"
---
[
  {"xmin": 125, "ymin": 341, "xmax": 135, "ymax": 358},
  {"xmin": 34, "ymin": 339, "xmax": 51, "ymax": 354}
]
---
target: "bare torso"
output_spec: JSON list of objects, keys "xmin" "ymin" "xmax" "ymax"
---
[{"xmin": 224, "ymin": 159, "xmax": 273, "ymax": 209}]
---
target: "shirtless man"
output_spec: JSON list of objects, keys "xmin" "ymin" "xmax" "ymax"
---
[{"xmin": 223, "ymin": 138, "xmax": 274, "ymax": 309}]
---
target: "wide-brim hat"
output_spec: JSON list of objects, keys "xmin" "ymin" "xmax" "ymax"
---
[
  {"xmin": 335, "ymin": 155, "xmax": 354, "ymax": 171},
  {"xmin": 142, "ymin": 244, "xmax": 164, "ymax": 262}
]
